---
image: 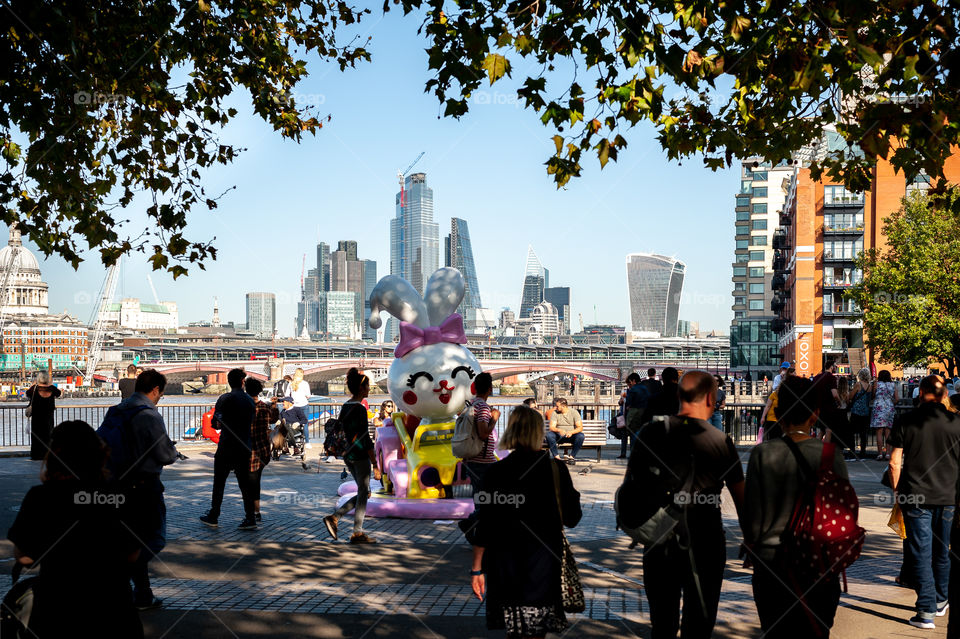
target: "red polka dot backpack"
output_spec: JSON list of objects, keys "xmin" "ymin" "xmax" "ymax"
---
[{"xmin": 781, "ymin": 439, "xmax": 866, "ymax": 591}]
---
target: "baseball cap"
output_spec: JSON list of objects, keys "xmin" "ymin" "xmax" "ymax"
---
[{"xmin": 780, "ymin": 361, "xmax": 791, "ymax": 369}]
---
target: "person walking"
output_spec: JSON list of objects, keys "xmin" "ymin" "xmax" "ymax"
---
[
  {"xmin": 8, "ymin": 420, "xmax": 144, "ymax": 638},
  {"xmin": 245, "ymin": 377, "xmax": 278, "ymax": 523},
  {"xmin": 460, "ymin": 372, "xmax": 501, "ymax": 491},
  {"xmin": 469, "ymin": 404, "xmax": 582, "ymax": 639},
  {"xmin": 546, "ymin": 398, "xmax": 585, "ymax": 462},
  {"xmin": 744, "ymin": 375, "xmax": 849, "ymax": 637},
  {"xmin": 617, "ymin": 373, "xmax": 640, "ymax": 459},
  {"xmin": 709, "ymin": 374, "xmax": 726, "ymax": 431},
  {"xmin": 889, "ymin": 375, "xmax": 960, "ymax": 629},
  {"xmin": 118, "ymin": 363, "xmax": 138, "ymax": 399},
  {"xmin": 847, "ymin": 368, "xmax": 873, "ymax": 459},
  {"xmin": 200, "ymin": 368, "xmax": 257, "ymax": 530},
  {"xmin": 759, "ymin": 367, "xmax": 793, "ymax": 442},
  {"xmin": 772, "ymin": 361, "xmax": 791, "ymax": 391},
  {"xmin": 25, "ymin": 371, "xmax": 62, "ymax": 460},
  {"xmin": 871, "ymin": 369, "xmax": 899, "ymax": 460},
  {"xmin": 632, "ymin": 371, "xmax": 745, "ymax": 639},
  {"xmin": 117, "ymin": 369, "xmax": 179, "ymax": 610},
  {"xmin": 812, "ymin": 361, "xmax": 842, "ymax": 440},
  {"xmin": 647, "ymin": 366, "xmax": 681, "ymax": 419},
  {"xmin": 323, "ymin": 368, "xmax": 381, "ymax": 544}
]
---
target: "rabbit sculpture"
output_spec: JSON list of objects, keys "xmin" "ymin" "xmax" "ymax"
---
[{"xmin": 368, "ymin": 267, "xmax": 481, "ymax": 499}]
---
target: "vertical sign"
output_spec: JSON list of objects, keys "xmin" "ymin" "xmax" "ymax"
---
[{"xmin": 797, "ymin": 332, "xmax": 814, "ymax": 377}]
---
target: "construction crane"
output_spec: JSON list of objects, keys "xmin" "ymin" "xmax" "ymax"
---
[
  {"xmin": 84, "ymin": 260, "xmax": 121, "ymax": 385},
  {"xmin": 397, "ymin": 151, "xmax": 426, "ymax": 209},
  {"xmin": 0, "ymin": 242, "xmax": 23, "ymax": 336},
  {"xmin": 146, "ymin": 272, "xmax": 161, "ymax": 304}
]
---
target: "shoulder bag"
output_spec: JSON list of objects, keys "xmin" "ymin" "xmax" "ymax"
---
[{"xmin": 551, "ymin": 458, "xmax": 585, "ymax": 613}]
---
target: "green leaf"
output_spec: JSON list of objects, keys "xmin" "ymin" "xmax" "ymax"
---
[{"xmin": 481, "ymin": 53, "xmax": 510, "ymax": 85}]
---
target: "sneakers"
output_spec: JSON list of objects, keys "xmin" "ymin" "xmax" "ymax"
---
[
  {"xmin": 199, "ymin": 513, "xmax": 219, "ymax": 528},
  {"xmin": 255, "ymin": 512, "xmax": 262, "ymax": 523},
  {"xmin": 909, "ymin": 614, "xmax": 936, "ymax": 629},
  {"xmin": 237, "ymin": 517, "xmax": 258, "ymax": 530},
  {"xmin": 350, "ymin": 532, "xmax": 377, "ymax": 545},
  {"xmin": 566, "ymin": 457, "xmax": 578, "ymax": 465},
  {"xmin": 555, "ymin": 453, "xmax": 567, "ymax": 461},
  {"xmin": 323, "ymin": 515, "xmax": 339, "ymax": 540},
  {"xmin": 937, "ymin": 602, "xmax": 949, "ymax": 617},
  {"xmin": 135, "ymin": 596, "xmax": 163, "ymax": 611},
  {"xmin": 305, "ymin": 443, "xmax": 313, "ymax": 449}
]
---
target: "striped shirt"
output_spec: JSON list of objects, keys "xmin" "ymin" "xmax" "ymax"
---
[{"xmin": 470, "ymin": 399, "xmax": 497, "ymax": 463}]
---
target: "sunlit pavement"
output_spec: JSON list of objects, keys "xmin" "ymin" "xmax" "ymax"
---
[{"xmin": 0, "ymin": 443, "xmax": 944, "ymax": 637}]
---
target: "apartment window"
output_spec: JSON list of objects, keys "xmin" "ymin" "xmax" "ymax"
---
[
  {"xmin": 734, "ymin": 296, "xmax": 746, "ymax": 306},
  {"xmin": 749, "ymin": 267, "xmax": 765, "ymax": 277},
  {"xmin": 751, "ymin": 235, "xmax": 767, "ymax": 246},
  {"xmin": 749, "ymin": 300, "xmax": 764, "ymax": 310},
  {"xmin": 824, "ymin": 212, "xmax": 864, "ymax": 232},
  {"xmin": 733, "ymin": 267, "xmax": 747, "ymax": 277},
  {"xmin": 736, "ymin": 224, "xmax": 750, "ymax": 236},
  {"xmin": 823, "ymin": 239, "xmax": 863, "ymax": 260},
  {"xmin": 752, "ymin": 186, "xmax": 768, "ymax": 198},
  {"xmin": 752, "ymin": 219, "xmax": 768, "ymax": 230},
  {"xmin": 736, "ymin": 239, "xmax": 749, "ymax": 249},
  {"xmin": 736, "ymin": 210, "xmax": 750, "ymax": 221},
  {"xmin": 752, "ymin": 203, "xmax": 767, "ymax": 215},
  {"xmin": 749, "ymin": 251, "xmax": 765, "ymax": 261},
  {"xmin": 736, "ymin": 254, "xmax": 749, "ymax": 263},
  {"xmin": 734, "ymin": 311, "xmax": 745, "ymax": 318},
  {"xmin": 741, "ymin": 180, "xmax": 752, "ymax": 194},
  {"xmin": 749, "ymin": 283, "xmax": 764, "ymax": 294},
  {"xmin": 751, "ymin": 171, "xmax": 768, "ymax": 181},
  {"xmin": 736, "ymin": 196, "xmax": 751, "ymax": 207},
  {"xmin": 824, "ymin": 185, "xmax": 864, "ymax": 206},
  {"xmin": 734, "ymin": 282, "xmax": 746, "ymax": 292}
]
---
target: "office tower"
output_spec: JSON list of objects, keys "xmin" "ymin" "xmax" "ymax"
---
[
  {"xmin": 772, "ymin": 138, "xmax": 960, "ymax": 377},
  {"xmin": 729, "ymin": 159, "xmax": 797, "ymax": 378},
  {"xmin": 390, "ymin": 172, "xmax": 440, "ymax": 295},
  {"xmin": 326, "ymin": 291, "xmax": 358, "ymax": 337},
  {"xmin": 337, "ymin": 240, "xmax": 358, "ymax": 262},
  {"xmin": 245, "ymin": 292, "xmax": 276, "ymax": 339},
  {"xmin": 445, "ymin": 217, "xmax": 483, "ymax": 314},
  {"xmin": 331, "ymin": 241, "xmax": 374, "ymax": 338},
  {"xmin": 363, "ymin": 259, "xmax": 377, "ymax": 339},
  {"xmin": 519, "ymin": 246, "xmax": 548, "ymax": 319},
  {"xmin": 544, "ymin": 286, "xmax": 570, "ymax": 334},
  {"xmin": 317, "ymin": 242, "xmax": 331, "ymax": 292},
  {"xmin": 625, "ymin": 253, "xmax": 685, "ymax": 337}
]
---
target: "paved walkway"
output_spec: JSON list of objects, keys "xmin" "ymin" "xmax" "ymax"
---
[{"xmin": 0, "ymin": 443, "xmax": 946, "ymax": 637}]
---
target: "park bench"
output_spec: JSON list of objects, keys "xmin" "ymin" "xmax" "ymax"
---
[{"xmin": 556, "ymin": 419, "xmax": 607, "ymax": 462}]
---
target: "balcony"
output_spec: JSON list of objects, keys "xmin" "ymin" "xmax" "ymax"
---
[
  {"xmin": 772, "ymin": 251, "xmax": 787, "ymax": 273},
  {"xmin": 772, "ymin": 273, "xmax": 786, "ymax": 291},
  {"xmin": 823, "ymin": 250, "xmax": 859, "ymax": 263},
  {"xmin": 771, "ymin": 296, "xmax": 786, "ymax": 313},
  {"xmin": 823, "ymin": 301, "xmax": 861, "ymax": 316},
  {"xmin": 779, "ymin": 211, "xmax": 793, "ymax": 226},
  {"xmin": 823, "ymin": 222, "xmax": 865, "ymax": 235},
  {"xmin": 822, "ymin": 277, "xmax": 861, "ymax": 289},
  {"xmin": 771, "ymin": 318, "xmax": 789, "ymax": 333},
  {"xmin": 772, "ymin": 230, "xmax": 790, "ymax": 250},
  {"xmin": 824, "ymin": 187, "xmax": 865, "ymax": 207}
]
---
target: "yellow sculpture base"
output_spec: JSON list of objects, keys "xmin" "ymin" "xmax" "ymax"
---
[{"xmin": 392, "ymin": 412, "xmax": 460, "ymax": 499}]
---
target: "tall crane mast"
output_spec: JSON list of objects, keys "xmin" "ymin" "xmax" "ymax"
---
[
  {"xmin": 84, "ymin": 260, "xmax": 121, "ymax": 384},
  {"xmin": 0, "ymin": 246, "xmax": 23, "ymax": 336},
  {"xmin": 397, "ymin": 151, "xmax": 426, "ymax": 209}
]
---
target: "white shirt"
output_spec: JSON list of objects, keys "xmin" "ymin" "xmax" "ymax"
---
[
  {"xmin": 772, "ymin": 372, "xmax": 787, "ymax": 391},
  {"xmin": 291, "ymin": 380, "xmax": 311, "ymax": 407}
]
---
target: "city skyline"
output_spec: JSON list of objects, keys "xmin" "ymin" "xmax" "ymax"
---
[{"xmin": 626, "ymin": 253, "xmax": 686, "ymax": 337}]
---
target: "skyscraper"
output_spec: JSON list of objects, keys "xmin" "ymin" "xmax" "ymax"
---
[
  {"xmin": 331, "ymin": 241, "xmax": 373, "ymax": 339},
  {"xmin": 390, "ymin": 172, "xmax": 440, "ymax": 296},
  {"xmin": 317, "ymin": 242, "xmax": 331, "ymax": 292},
  {"xmin": 445, "ymin": 218, "xmax": 482, "ymax": 314},
  {"xmin": 544, "ymin": 286, "xmax": 571, "ymax": 334},
  {"xmin": 362, "ymin": 259, "xmax": 377, "ymax": 340},
  {"xmin": 626, "ymin": 253, "xmax": 685, "ymax": 337},
  {"xmin": 519, "ymin": 245, "xmax": 548, "ymax": 319},
  {"xmin": 245, "ymin": 292, "xmax": 276, "ymax": 339}
]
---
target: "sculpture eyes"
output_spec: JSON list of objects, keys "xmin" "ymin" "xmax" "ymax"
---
[
  {"xmin": 451, "ymin": 365, "xmax": 476, "ymax": 379},
  {"xmin": 406, "ymin": 371, "xmax": 434, "ymax": 388}
]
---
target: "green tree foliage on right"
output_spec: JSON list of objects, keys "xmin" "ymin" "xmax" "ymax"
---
[{"xmin": 848, "ymin": 189, "xmax": 960, "ymax": 377}]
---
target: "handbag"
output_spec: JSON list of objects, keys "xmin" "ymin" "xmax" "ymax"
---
[{"xmin": 550, "ymin": 459, "xmax": 585, "ymax": 613}]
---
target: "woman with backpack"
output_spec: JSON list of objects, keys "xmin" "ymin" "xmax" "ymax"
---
[
  {"xmin": 871, "ymin": 369, "xmax": 899, "ymax": 460},
  {"xmin": 322, "ymin": 369, "xmax": 381, "ymax": 545},
  {"xmin": 847, "ymin": 368, "xmax": 873, "ymax": 459},
  {"xmin": 744, "ymin": 375, "xmax": 853, "ymax": 638}
]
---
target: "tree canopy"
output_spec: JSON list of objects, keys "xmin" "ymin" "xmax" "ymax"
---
[
  {"xmin": 848, "ymin": 188, "xmax": 960, "ymax": 377},
  {"xmin": 3, "ymin": 0, "xmax": 959, "ymax": 272}
]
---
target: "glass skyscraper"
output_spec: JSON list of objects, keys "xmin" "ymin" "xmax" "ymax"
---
[
  {"xmin": 626, "ymin": 253, "xmax": 685, "ymax": 337},
  {"xmin": 390, "ymin": 173, "xmax": 440, "ymax": 296},
  {"xmin": 445, "ymin": 218, "xmax": 482, "ymax": 314},
  {"xmin": 519, "ymin": 245, "xmax": 549, "ymax": 319},
  {"xmin": 245, "ymin": 292, "xmax": 276, "ymax": 339}
]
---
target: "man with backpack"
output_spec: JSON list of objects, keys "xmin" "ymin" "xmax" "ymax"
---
[
  {"xmin": 889, "ymin": 375, "xmax": 960, "ymax": 629},
  {"xmin": 458, "ymin": 372, "xmax": 500, "ymax": 491},
  {"xmin": 99, "ymin": 368, "xmax": 179, "ymax": 611},
  {"xmin": 200, "ymin": 369, "xmax": 258, "ymax": 530},
  {"xmin": 744, "ymin": 375, "xmax": 858, "ymax": 637},
  {"xmin": 618, "ymin": 371, "xmax": 745, "ymax": 638}
]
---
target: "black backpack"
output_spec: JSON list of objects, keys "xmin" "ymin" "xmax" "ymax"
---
[
  {"xmin": 323, "ymin": 403, "xmax": 364, "ymax": 459},
  {"xmin": 1, "ymin": 563, "xmax": 35, "ymax": 639}
]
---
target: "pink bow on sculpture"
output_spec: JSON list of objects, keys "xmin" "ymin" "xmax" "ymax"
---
[{"xmin": 395, "ymin": 314, "xmax": 467, "ymax": 358}]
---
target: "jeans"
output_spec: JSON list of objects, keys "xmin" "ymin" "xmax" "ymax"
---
[
  {"xmin": 903, "ymin": 504, "xmax": 954, "ymax": 616},
  {"xmin": 753, "ymin": 555, "xmax": 840, "ymax": 637},
  {"xmin": 209, "ymin": 452, "xmax": 255, "ymax": 519},
  {"xmin": 545, "ymin": 431, "xmax": 584, "ymax": 458},
  {"xmin": 333, "ymin": 457, "xmax": 372, "ymax": 535},
  {"xmin": 642, "ymin": 518, "xmax": 726, "ymax": 639},
  {"xmin": 283, "ymin": 406, "xmax": 309, "ymax": 443},
  {"xmin": 708, "ymin": 411, "xmax": 723, "ymax": 431}
]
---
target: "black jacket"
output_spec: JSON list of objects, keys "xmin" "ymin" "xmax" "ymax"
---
[
  {"xmin": 213, "ymin": 388, "xmax": 256, "ymax": 462},
  {"xmin": 472, "ymin": 449, "xmax": 581, "ymax": 626}
]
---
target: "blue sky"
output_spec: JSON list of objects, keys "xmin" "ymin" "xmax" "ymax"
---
[{"xmin": 10, "ymin": 9, "xmax": 737, "ymax": 336}]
